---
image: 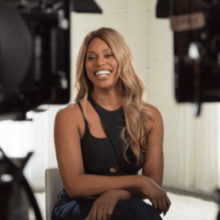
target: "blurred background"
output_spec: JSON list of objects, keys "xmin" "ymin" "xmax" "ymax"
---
[{"xmin": 0, "ymin": 0, "xmax": 219, "ymax": 218}]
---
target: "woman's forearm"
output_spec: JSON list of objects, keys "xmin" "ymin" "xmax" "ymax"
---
[
  {"xmin": 67, "ymin": 174, "xmax": 143, "ymax": 198},
  {"xmin": 115, "ymin": 188, "xmax": 146, "ymax": 200}
]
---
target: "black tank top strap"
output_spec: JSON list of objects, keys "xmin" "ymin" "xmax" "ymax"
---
[
  {"xmin": 76, "ymin": 100, "xmax": 83, "ymax": 112},
  {"xmin": 76, "ymin": 100, "xmax": 89, "ymax": 135}
]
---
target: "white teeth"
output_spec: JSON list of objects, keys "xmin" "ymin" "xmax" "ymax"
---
[{"xmin": 96, "ymin": 70, "xmax": 111, "ymax": 76}]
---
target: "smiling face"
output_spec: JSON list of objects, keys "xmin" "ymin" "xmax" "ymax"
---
[{"xmin": 85, "ymin": 37, "xmax": 119, "ymax": 92}]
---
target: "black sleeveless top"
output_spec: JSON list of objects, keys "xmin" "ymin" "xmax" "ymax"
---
[{"xmin": 76, "ymin": 95, "xmax": 144, "ymax": 176}]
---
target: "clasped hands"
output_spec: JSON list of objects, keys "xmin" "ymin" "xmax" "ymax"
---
[{"xmin": 85, "ymin": 176, "xmax": 171, "ymax": 220}]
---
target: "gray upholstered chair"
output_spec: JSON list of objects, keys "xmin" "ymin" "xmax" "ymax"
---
[{"xmin": 45, "ymin": 167, "xmax": 63, "ymax": 220}]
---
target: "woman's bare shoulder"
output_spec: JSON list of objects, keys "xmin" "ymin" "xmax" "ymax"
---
[
  {"xmin": 141, "ymin": 103, "xmax": 164, "ymax": 151},
  {"xmin": 144, "ymin": 102, "xmax": 163, "ymax": 121},
  {"xmin": 55, "ymin": 101, "xmax": 82, "ymax": 125},
  {"xmin": 143, "ymin": 102, "xmax": 163, "ymax": 135}
]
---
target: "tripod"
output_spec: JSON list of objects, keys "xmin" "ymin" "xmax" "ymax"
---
[{"xmin": 214, "ymin": 189, "xmax": 220, "ymax": 220}]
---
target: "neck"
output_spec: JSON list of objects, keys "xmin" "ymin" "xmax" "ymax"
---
[{"xmin": 91, "ymin": 86, "xmax": 123, "ymax": 111}]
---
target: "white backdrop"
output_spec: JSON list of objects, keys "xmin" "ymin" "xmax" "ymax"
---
[
  {"xmin": 174, "ymin": 104, "xmax": 219, "ymax": 193},
  {"xmin": 0, "ymin": 111, "xmax": 48, "ymax": 190}
]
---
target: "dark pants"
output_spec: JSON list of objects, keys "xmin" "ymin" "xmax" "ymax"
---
[{"xmin": 52, "ymin": 190, "xmax": 162, "ymax": 220}]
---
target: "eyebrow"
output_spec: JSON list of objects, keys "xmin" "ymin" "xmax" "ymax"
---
[{"xmin": 87, "ymin": 48, "xmax": 111, "ymax": 54}]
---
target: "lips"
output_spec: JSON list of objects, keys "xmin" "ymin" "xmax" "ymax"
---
[{"xmin": 95, "ymin": 70, "xmax": 111, "ymax": 76}]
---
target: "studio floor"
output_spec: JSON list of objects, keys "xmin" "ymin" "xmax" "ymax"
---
[{"xmin": 32, "ymin": 190, "xmax": 219, "ymax": 220}]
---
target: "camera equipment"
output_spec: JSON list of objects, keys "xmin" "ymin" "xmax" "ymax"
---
[
  {"xmin": 0, "ymin": 1, "xmax": 102, "ymax": 219},
  {"xmin": 0, "ymin": 148, "xmax": 42, "ymax": 220},
  {"xmin": 0, "ymin": 0, "xmax": 102, "ymax": 120},
  {"xmin": 214, "ymin": 189, "xmax": 220, "ymax": 220},
  {"xmin": 156, "ymin": 0, "xmax": 220, "ymax": 116}
]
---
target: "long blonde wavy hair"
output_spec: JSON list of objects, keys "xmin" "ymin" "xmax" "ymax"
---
[{"xmin": 74, "ymin": 27, "xmax": 153, "ymax": 165}]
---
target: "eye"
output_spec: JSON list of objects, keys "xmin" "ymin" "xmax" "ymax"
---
[
  {"xmin": 88, "ymin": 56, "xmax": 96, "ymax": 60},
  {"xmin": 105, "ymin": 54, "xmax": 114, "ymax": 58}
]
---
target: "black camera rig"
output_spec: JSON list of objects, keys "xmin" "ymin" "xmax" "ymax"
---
[
  {"xmin": 157, "ymin": 0, "xmax": 220, "ymax": 116},
  {"xmin": 0, "ymin": 0, "xmax": 101, "ymax": 120}
]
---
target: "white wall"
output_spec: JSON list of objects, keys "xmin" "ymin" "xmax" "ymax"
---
[{"xmin": 145, "ymin": 1, "xmax": 181, "ymax": 187}]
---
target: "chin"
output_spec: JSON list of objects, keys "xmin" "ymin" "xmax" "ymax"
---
[{"xmin": 93, "ymin": 83, "xmax": 117, "ymax": 92}]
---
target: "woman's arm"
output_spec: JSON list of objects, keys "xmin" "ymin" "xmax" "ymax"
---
[
  {"xmin": 140, "ymin": 104, "xmax": 171, "ymax": 214},
  {"xmin": 55, "ymin": 103, "xmax": 143, "ymax": 199},
  {"xmin": 142, "ymin": 104, "xmax": 164, "ymax": 186}
]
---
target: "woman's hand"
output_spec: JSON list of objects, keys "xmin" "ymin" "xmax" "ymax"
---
[
  {"xmin": 85, "ymin": 189, "xmax": 121, "ymax": 220},
  {"xmin": 139, "ymin": 175, "xmax": 171, "ymax": 216}
]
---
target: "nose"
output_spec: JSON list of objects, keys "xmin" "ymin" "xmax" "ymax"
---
[{"xmin": 96, "ymin": 55, "xmax": 106, "ymax": 66}]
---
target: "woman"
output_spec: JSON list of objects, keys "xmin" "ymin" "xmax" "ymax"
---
[{"xmin": 52, "ymin": 27, "xmax": 171, "ymax": 220}]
